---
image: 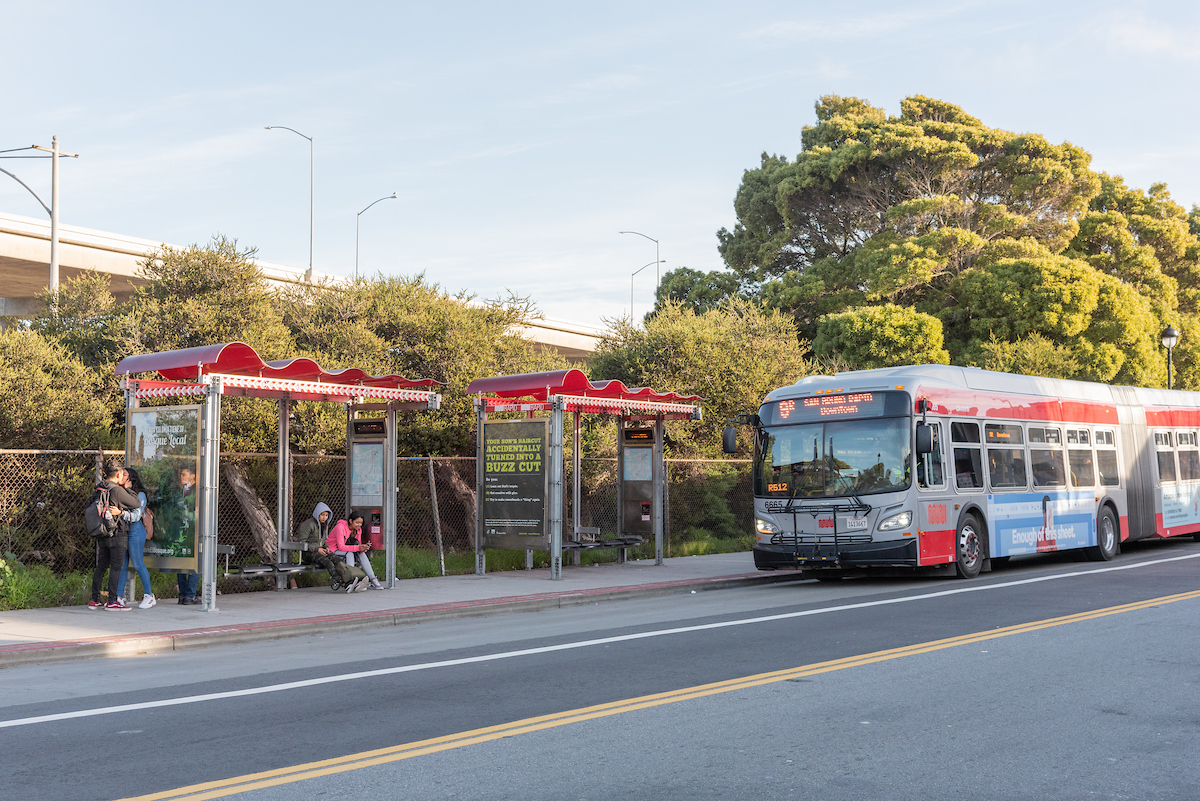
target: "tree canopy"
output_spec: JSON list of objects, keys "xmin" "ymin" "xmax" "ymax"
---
[
  {"xmin": 19, "ymin": 239, "xmax": 566, "ymax": 455},
  {"xmin": 664, "ymin": 94, "xmax": 1200, "ymax": 388}
]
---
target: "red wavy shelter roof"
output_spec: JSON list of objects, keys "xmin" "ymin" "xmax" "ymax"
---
[
  {"xmin": 115, "ymin": 342, "xmax": 442, "ymax": 389},
  {"xmin": 465, "ymin": 369, "xmax": 701, "ymax": 404}
]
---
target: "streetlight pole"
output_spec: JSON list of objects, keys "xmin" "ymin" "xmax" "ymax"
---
[
  {"xmin": 631, "ymin": 259, "xmax": 666, "ymax": 321},
  {"xmin": 356, "ymin": 193, "xmax": 398, "ymax": 280},
  {"xmin": 265, "ymin": 126, "xmax": 314, "ymax": 281},
  {"xmin": 1162, "ymin": 325, "xmax": 1181, "ymax": 390},
  {"xmin": 3, "ymin": 138, "xmax": 79, "ymax": 312},
  {"xmin": 619, "ymin": 230, "xmax": 661, "ymax": 297}
]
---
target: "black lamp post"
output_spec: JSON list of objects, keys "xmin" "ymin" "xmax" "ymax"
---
[{"xmin": 1162, "ymin": 325, "xmax": 1180, "ymax": 389}]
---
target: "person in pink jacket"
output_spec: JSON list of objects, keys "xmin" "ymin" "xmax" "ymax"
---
[{"xmin": 326, "ymin": 510, "xmax": 383, "ymax": 592}]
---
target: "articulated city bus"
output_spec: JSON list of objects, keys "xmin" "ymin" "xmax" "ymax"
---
[{"xmin": 725, "ymin": 365, "xmax": 1200, "ymax": 579}]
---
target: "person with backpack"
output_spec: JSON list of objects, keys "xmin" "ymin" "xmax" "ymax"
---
[
  {"xmin": 88, "ymin": 460, "xmax": 143, "ymax": 611},
  {"xmin": 326, "ymin": 509, "xmax": 383, "ymax": 592},
  {"xmin": 115, "ymin": 467, "xmax": 157, "ymax": 609}
]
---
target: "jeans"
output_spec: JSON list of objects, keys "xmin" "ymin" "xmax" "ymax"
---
[
  {"xmin": 178, "ymin": 571, "xmax": 200, "ymax": 599},
  {"xmin": 92, "ymin": 535, "xmax": 128, "ymax": 603},
  {"xmin": 116, "ymin": 522, "xmax": 153, "ymax": 599}
]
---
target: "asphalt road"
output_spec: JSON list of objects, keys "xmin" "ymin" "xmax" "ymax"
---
[{"xmin": 4, "ymin": 539, "xmax": 1199, "ymax": 801}]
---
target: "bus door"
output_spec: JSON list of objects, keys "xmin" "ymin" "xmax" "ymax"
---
[{"xmin": 916, "ymin": 419, "xmax": 955, "ymax": 565}]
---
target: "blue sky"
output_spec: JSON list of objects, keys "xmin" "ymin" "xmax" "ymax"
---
[{"xmin": 2, "ymin": 1, "xmax": 1198, "ymax": 326}]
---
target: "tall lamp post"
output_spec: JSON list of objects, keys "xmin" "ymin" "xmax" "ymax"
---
[
  {"xmin": 619, "ymin": 230, "xmax": 660, "ymax": 293},
  {"xmin": 631, "ymin": 259, "xmax": 666, "ymax": 321},
  {"xmin": 265, "ymin": 126, "xmax": 314, "ymax": 281},
  {"xmin": 1162, "ymin": 325, "xmax": 1180, "ymax": 390},
  {"xmin": 356, "ymin": 193, "xmax": 397, "ymax": 280},
  {"xmin": 0, "ymin": 137, "xmax": 78, "ymax": 310}
]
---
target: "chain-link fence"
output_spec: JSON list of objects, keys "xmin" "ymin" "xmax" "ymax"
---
[{"xmin": 0, "ymin": 450, "xmax": 753, "ymax": 589}]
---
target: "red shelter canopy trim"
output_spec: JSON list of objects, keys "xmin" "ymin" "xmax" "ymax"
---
[
  {"xmin": 465, "ymin": 369, "xmax": 702, "ymax": 404},
  {"xmin": 115, "ymin": 342, "xmax": 443, "ymax": 389}
]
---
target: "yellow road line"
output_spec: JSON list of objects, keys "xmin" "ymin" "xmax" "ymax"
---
[{"xmin": 119, "ymin": 589, "xmax": 1200, "ymax": 801}]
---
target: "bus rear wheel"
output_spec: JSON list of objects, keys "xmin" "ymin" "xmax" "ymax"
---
[
  {"xmin": 1087, "ymin": 507, "xmax": 1119, "ymax": 561},
  {"xmin": 956, "ymin": 514, "xmax": 983, "ymax": 579}
]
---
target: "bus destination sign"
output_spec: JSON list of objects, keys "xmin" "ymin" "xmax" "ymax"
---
[{"xmin": 760, "ymin": 391, "xmax": 897, "ymax": 425}]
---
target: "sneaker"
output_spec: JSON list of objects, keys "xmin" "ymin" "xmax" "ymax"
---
[
  {"xmin": 345, "ymin": 578, "xmax": 360, "ymax": 593},
  {"xmin": 183, "ymin": 596, "xmax": 203, "ymax": 605},
  {"xmin": 88, "ymin": 600, "xmax": 104, "ymax": 610},
  {"xmin": 138, "ymin": 594, "xmax": 157, "ymax": 609},
  {"xmin": 369, "ymin": 579, "xmax": 384, "ymax": 590},
  {"xmin": 355, "ymin": 577, "xmax": 370, "ymax": 592},
  {"xmin": 105, "ymin": 599, "xmax": 131, "ymax": 611}
]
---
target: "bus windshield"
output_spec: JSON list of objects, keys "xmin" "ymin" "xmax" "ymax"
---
[{"xmin": 755, "ymin": 417, "xmax": 912, "ymax": 498}]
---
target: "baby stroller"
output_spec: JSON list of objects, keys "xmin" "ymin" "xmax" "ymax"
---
[{"xmin": 317, "ymin": 551, "xmax": 367, "ymax": 592}]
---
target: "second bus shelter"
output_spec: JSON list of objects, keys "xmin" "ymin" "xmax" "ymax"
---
[{"xmin": 465, "ymin": 369, "xmax": 702, "ymax": 580}]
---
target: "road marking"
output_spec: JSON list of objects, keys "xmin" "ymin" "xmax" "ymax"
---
[
  {"xmin": 116, "ymin": 588, "xmax": 1200, "ymax": 801},
  {"xmin": 2, "ymin": 551, "xmax": 1197, "ymax": 732}
]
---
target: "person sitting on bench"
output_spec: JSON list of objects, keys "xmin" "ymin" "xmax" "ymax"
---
[
  {"xmin": 289, "ymin": 502, "xmax": 334, "ymax": 590},
  {"xmin": 327, "ymin": 509, "xmax": 383, "ymax": 592}
]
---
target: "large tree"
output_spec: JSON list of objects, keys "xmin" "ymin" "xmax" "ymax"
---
[{"xmin": 667, "ymin": 94, "xmax": 1200, "ymax": 387}]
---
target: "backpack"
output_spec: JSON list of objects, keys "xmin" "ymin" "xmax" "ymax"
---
[{"xmin": 85, "ymin": 486, "xmax": 119, "ymax": 539}]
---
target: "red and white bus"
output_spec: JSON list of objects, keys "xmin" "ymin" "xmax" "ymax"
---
[{"xmin": 726, "ymin": 365, "xmax": 1200, "ymax": 578}]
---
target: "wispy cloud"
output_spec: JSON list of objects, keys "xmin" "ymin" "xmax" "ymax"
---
[
  {"xmin": 745, "ymin": 10, "xmax": 934, "ymax": 43},
  {"xmin": 1093, "ymin": 11, "xmax": 1200, "ymax": 61}
]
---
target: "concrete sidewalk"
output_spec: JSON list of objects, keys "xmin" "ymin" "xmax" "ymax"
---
[{"xmin": 0, "ymin": 553, "xmax": 804, "ymax": 668}]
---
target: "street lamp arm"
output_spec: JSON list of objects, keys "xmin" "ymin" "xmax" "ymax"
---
[
  {"xmin": 619, "ymin": 230, "xmax": 658, "ymax": 245},
  {"xmin": 0, "ymin": 166, "xmax": 51, "ymax": 217},
  {"xmin": 632, "ymin": 259, "xmax": 664, "ymax": 277},
  {"xmin": 265, "ymin": 125, "xmax": 312, "ymax": 142},
  {"xmin": 358, "ymin": 193, "xmax": 398, "ymax": 217}
]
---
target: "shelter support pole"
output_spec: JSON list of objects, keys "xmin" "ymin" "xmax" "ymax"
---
[
  {"xmin": 344, "ymin": 404, "xmax": 355, "ymax": 519},
  {"xmin": 427, "ymin": 456, "xmax": 445, "ymax": 576},
  {"xmin": 275, "ymin": 398, "xmax": 290, "ymax": 589},
  {"xmin": 123, "ymin": 383, "xmax": 140, "ymax": 599},
  {"xmin": 549, "ymin": 396, "xmax": 565, "ymax": 580},
  {"xmin": 572, "ymin": 408, "xmax": 581, "ymax": 566},
  {"xmin": 654, "ymin": 413, "xmax": 664, "ymax": 566},
  {"xmin": 200, "ymin": 376, "xmax": 223, "ymax": 612},
  {"xmin": 385, "ymin": 402, "xmax": 398, "ymax": 588},
  {"xmin": 474, "ymin": 399, "xmax": 486, "ymax": 576}
]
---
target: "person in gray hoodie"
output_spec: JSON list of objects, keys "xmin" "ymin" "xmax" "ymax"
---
[{"xmin": 289, "ymin": 502, "xmax": 333, "ymax": 589}]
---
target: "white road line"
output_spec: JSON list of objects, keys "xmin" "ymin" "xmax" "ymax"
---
[{"xmin": 2, "ymin": 552, "xmax": 1197, "ymax": 730}]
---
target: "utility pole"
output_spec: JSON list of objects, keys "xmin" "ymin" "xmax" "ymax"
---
[{"xmin": 31, "ymin": 136, "xmax": 78, "ymax": 311}]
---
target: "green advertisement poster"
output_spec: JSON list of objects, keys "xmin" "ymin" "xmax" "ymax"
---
[
  {"xmin": 481, "ymin": 419, "xmax": 549, "ymax": 550},
  {"xmin": 126, "ymin": 405, "xmax": 202, "ymax": 573}
]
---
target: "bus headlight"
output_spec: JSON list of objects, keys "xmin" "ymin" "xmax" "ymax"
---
[
  {"xmin": 878, "ymin": 511, "xmax": 912, "ymax": 531},
  {"xmin": 755, "ymin": 518, "xmax": 780, "ymax": 536}
]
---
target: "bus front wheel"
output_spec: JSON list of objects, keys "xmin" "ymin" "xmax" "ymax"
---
[
  {"xmin": 956, "ymin": 514, "xmax": 983, "ymax": 579},
  {"xmin": 1087, "ymin": 508, "xmax": 1119, "ymax": 561}
]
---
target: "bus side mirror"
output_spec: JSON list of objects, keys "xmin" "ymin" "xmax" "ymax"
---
[
  {"xmin": 916, "ymin": 424, "xmax": 933, "ymax": 455},
  {"xmin": 722, "ymin": 425, "xmax": 738, "ymax": 454}
]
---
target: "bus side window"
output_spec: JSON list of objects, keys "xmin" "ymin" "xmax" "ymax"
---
[
  {"xmin": 917, "ymin": 422, "xmax": 944, "ymax": 488},
  {"xmin": 1155, "ymin": 430, "xmax": 1177, "ymax": 483},
  {"xmin": 951, "ymin": 421, "xmax": 983, "ymax": 489},
  {"xmin": 1095, "ymin": 430, "xmax": 1119, "ymax": 487},
  {"xmin": 1068, "ymin": 449, "xmax": 1095, "ymax": 486},
  {"xmin": 1178, "ymin": 431, "xmax": 1200, "ymax": 481}
]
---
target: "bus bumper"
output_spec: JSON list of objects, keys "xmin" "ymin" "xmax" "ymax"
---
[{"xmin": 753, "ymin": 539, "xmax": 918, "ymax": 570}]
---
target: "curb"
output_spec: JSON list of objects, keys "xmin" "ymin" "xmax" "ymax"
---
[{"xmin": 0, "ymin": 571, "xmax": 807, "ymax": 669}]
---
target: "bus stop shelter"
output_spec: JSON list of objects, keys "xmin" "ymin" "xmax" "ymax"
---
[
  {"xmin": 115, "ymin": 342, "xmax": 442, "ymax": 611},
  {"xmin": 465, "ymin": 369, "xmax": 702, "ymax": 580}
]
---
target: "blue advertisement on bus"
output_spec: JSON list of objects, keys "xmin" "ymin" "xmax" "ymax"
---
[{"xmin": 986, "ymin": 492, "xmax": 1095, "ymax": 557}]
